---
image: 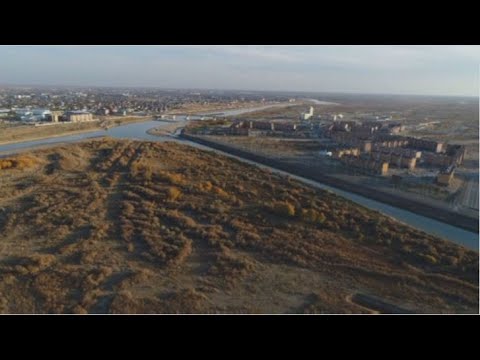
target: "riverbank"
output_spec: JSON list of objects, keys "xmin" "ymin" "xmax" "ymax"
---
[
  {"xmin": 146, "ymin": 121, "xmax": 188, "ymax": 137},
  {"xmin": 0, "ymin": 127, "xmax": 104, "ymax": 147},
  {"xmin": 180, "ymin": 133, "xmax": 479, "ymax": 234},
  {"xmin": 0, "ymin": 135, "xmax": 107, "ymax": 157},
  {"xmin": 0, "ymin": 116, "xmax": 151, "ymax": 146}
]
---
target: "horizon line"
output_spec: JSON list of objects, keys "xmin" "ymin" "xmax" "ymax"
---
[{"xmin": 0, "ymin": 82, "xmax": 477, "ymax": 99}]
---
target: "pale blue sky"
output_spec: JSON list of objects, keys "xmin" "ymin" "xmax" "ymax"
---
[{"xmin": 0, "ymin": 45, "xmax": 478, "ymax": 96}]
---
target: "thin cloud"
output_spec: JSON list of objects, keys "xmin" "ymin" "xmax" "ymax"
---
[
  {"xmin": 169, "ymin": 45, "xmax": 480, "ymax": 70},
  {"xmin": 0, "ymin": 45, "xmax": 478, "ymax": 96}
]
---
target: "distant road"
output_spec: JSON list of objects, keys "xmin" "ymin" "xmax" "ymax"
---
[{"xmin": 459, "ymin": 176, "xmax": 479, "ymax": 210}]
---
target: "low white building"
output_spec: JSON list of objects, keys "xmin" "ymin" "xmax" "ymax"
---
[
  {"xmin": 32, "ymin": 108, "xmax": 52, "ymax": 120},
  {"xmin": 0, "ymin": 109, "xmax": 10, "ymax": 118},
  {"xmin": 14, "ymin": 108, "xmax": 32, "ymax": 117},
  {"xmin": 301, "ymin": 106, "xmax": 314, "ymax": 120},
  {"xmin": 14, "ymin": 108, "xmax": 52, "ymax": 122},
  {"xmin": 319, "ymin": 150, "xmax": 333, "ymax": 157},
  {"xmin": 65, "ymin": 111, "xmax": 93, "ymax": 122}
]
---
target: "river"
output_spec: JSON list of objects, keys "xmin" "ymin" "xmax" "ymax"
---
[
  {"xmin": 0, "ymin": 104, "xmax": 478, "ymax": 250},
  {"xmin": 194, "ymin": 102, "xmax": 294, "ymax": 116},
  {"xmin": 304, "ymin": 98, "xmax": 340, "ymax": 106}
]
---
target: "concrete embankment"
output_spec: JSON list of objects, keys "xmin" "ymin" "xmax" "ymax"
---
[{"xmin": 181, "ymin": 133, "xmax": 479, "ymax": 233}]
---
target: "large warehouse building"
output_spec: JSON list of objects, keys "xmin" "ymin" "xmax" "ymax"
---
[{"xmin": 65, "ymin": 111, "xmax": 93, "ymax": 122}]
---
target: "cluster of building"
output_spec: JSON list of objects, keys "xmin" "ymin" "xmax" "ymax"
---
[
  {"xmin": 357, "ymin": 114, "xmax": 393, "ymax": 122},
  {"xmin": 64, "ymin": 111, "xmax": 94, "ymax": 122},
  {"xmin": 187, "ymin": 104, "xmax": 466, "ymax": 188},
  {"xmin": 10, "ymin": 108, "xmax": 53, "ymax": 122},
  {"xmin": 324, "ymin": 118, "xmax": 466, "ymax": 185},
  {"xmin": 212, "ymin": 119, "xmax": 305, "ymax": 137},
  {"xmin": 339, "ymin": 154, "xmax": 389, "ymax": 176},
  {"xmin": 301, "ymin": 106, "xmax": 314, "ymax": 120},
  {"xmin": 95, "ymin": 107, "xmax": 127, "ymax": 116},
  {"xmin": 0, "ymin": 86, "xmax": 293, "ymax": 119},
  {"xmin": 436, "ymin": 164, "xmax": 456, "ymax": 186},
  {"xmin": 0, "ymin": 108, "xmax": 95, "ymax": 123},
  {"xmin": 369, "ymin": 148, "xmax": 417, "ymax": 170},
  {"xmin": 331, "ymin": 147, "xmax": 359, "ymax": 158},
  {"xmin": 192, "ymin": 117, "xmax": 325, "ymax": 139},
  {"xmin": 425, "ymin": 144, "xmax": 466, "ymax": 167}
]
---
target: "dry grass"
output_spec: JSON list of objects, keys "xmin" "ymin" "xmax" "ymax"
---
[
  {"xmin": 167, "ymin": 187, "xmax": 182, "ymax": 201},
  {"xmin": 271, "ymin": 201, "xmax": 296, "ymax": 217},
  {"xmin": 0, "ymin": 155, "xmax": 37, "ymax": 170},
  {"xmin": 0, "ymin": 138, "xmax": 477, "ymax": 314}
]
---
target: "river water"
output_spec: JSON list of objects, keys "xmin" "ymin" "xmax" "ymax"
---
[
  {"xmin": 304, "ymin": 98, "xmax": 340, "ymax": 106},
  {"xmin": 195, "ymin": 102, "xmax": 294, "ymax": 116},
  {"xmin": 0, "ymin": 104, "xmax": 478, "ymax": 250}
]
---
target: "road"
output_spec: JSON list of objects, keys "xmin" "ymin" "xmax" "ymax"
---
[{"xmin": 458, "ymin": 175, "xmax": 479, "ymax": 210}]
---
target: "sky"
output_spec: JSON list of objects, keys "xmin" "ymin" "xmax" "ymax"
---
[{"xmin": 0, "ymin": 45, "xmax": 478, "ymax": 96}]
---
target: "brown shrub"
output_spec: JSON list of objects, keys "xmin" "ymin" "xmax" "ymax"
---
[
  {"xmin": 0, "ymin": 155, "xmax": 37, "ymax": 170},
  {"xmin": 84, "ymin": 267, "xmax": 113, "ymax": 288},
  {"xmin": 0, "ymin": 160, "xmax": 13, "ymax": 169},
  {"xmin": 213, "ymin": 186, "xmax": 229, "ymax": 199},
  {"xmin": 157, "ymin": 171, "xmax": 186, "ymax": 185},
  {"xmin": 164, "ymin": 210, "xmax": 197, "ymax": 228},
  {"xmin": 144, "ymin": 165, "xmax": 152, "ymax": 182},
  {"xmin": 160, "ymin": 288, "xmax": 210, "ymax": 314},
  {"xmin": 122, "ymin": 202, "xmax": 136, "ymax": 216},
  {"xmin": 196, "ymin": 181, "xmax": 213, "ymax": 192},
  {"xmin": 14, "ymin": 254, "xmax": 56, "ymax": 274},
  {"xmin": 72, "ymin": 305, "xmax": 88, "ymax": 314},
  {"xmin": 109, "ymin": 290, "xmax": 140, "ymax": 313},
  {"xmin": 444, "ymin": 255, "xmax": 459, "ymax": 266},
  {"xmin": 421, "ymin": 254, "xmax": 438, "ymax": 265},
  {"xmin": 300, "ymin": 208, "xmax": 326, "ymax": 224},
  {"xmin": 209, "ymin": 249, "xmax": 256, "ymax": 282},
  {"xmin": 169, "ymin": 238, "xmax": 193, "ymax": 266},
  {"xmin": 234, "ymin": 230, "xmax": 262, "ymax": 247},
  {"xmin": 129, "ymin": 161, "xmax": 141, "ymax": 178},
  {"xmin": 116, "ymin": 269, "xmax": 154, "ymax": 290},
  {"xmin": 167, "ymin": 187, "xmax": 181, "ymax": 201},
  {"xmin": 271, "ymin": 201, "xmax": 296, "ymax": 217}
]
